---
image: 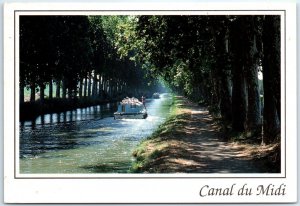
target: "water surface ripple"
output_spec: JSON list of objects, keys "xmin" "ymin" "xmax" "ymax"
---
[{"xmin": 19, "ymin": 94, "xmax": 172, "ymax": 173}]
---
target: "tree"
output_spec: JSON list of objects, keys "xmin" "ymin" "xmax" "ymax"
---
[
  {"xmin": 243, "ymin": 16, "xmax": 262, "ymax": 133},
  {"xmin": 262, "ymin": 15, "xmax": 281, "ymax": 144},
  {"xmin": 213, "ymin": 16, "xmax": 232, "ymax": 123}
]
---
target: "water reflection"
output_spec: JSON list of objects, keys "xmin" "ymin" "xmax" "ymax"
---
[
  {"xmin": 19, "ymin": 94, "xmax": 172, "ymax": 173},
  {"xmin": 21, "ymin": 105, "xmax": 115, "ymax": 129}
]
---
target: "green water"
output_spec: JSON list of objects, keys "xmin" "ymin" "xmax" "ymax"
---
[{"xmin": 19, "ymin": 94, "xmax": 173, "ymax": 173}]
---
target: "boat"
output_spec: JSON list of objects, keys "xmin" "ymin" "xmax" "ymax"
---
[
  {"xmin": 152, "ymin": 93, "xmax": 160, "ymax": 99},
  {"xmin": 114, "ymin": 97, "xmax": 147, "ymax": 119}
]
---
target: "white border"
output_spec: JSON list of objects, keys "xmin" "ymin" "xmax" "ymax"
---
[
  {"xmin": 14, "ymin": 7, "xmax": 286, "ymax": 180},
  {"xmin": 4, "ymin": 2, "xmax": 297, "ymax": 203}
]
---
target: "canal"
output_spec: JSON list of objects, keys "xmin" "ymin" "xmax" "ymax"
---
[{"xmin": 19, "ymin": 93, "xmax": 173, "ymax": 173}]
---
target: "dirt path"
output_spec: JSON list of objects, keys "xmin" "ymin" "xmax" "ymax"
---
[
  {"xmin": 134, "ymin": 96, "xmax": 276, "ymax": 173},
  {"xmin": 160, "ymin": 101, "xmax": 260, "ymax": 173}
]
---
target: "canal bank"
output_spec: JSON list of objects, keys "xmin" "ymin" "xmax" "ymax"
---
[{"xmin": 131, "ymin": 96, "xmax": 280, "ymax": 173}]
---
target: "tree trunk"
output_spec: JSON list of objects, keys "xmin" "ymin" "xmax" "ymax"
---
[
  {"xmin": 116, "ymin": 80, "xmax": 120, "ymax": 97},
  {"xmin": 83, "ymin": 75, "xmax": 88, "ymax": 97},
  {"xmin": 111, "ymin": 79, "xmax": 115, "ymax": 98},
  {"xmin": 121, "ymin": 81, "xmax": 124, "ymax": 94},
  {"xmin": 230, "ymin": 17, "xmax": 248, "ymax": 132},
  {"xmin": 109, "ymin": 80, "xmax": 112, "ymax": 98},
  {"xmin": 49, "ymin": 80, "xmax": 53, "ymax": 99},
  {"xmin": 87, "ymin": 74, "xmax": 92, "ymax": 97},
  {"xmin": 56, "ymin": 80, "xmax": 61, "ymax": 98},
  {"xmin": 104, "ymin": 78, "xmax": 108, "ymax": 94},
  {"xmin": 219, "ymin": 70, "xmax": 232, "ymax": 123},
  {"xmin": 244, "ymin": 17, "xmax": 262, "ymax": 132},
  {"xmin": 106, "ymin": 80, "xmax": 110, "ymax": 97},
  {"xmin": 262, "ymin": 15, "xmax": 281, "ymax": 144},
  {"xmin": 103, "ymin": 77, "xmax": 107, "ymax": 94},
  {"xmin": 103, "ymin": 77, "xmax": 107, "ymax": 98},
  {"xmin": 92, "ymin": 73, "xmax": 97, "ymax": 97},
  {"xmin": 62, "ymin": 79, "xmax": 67, "ymax": 99},
  {"xmin": 209, "ymin": 70, "xmax": 220, "ymax": 110},
  {"xmin": 39, "ymin": 83, "xmax": 45, "ymax": 102},
  {"xmin": 98, "ymin": 75, "xmax": 102, "ymax": 97},
  {"xmin": 245, "ymin": 63, "xmax": 261, "ymax": 131},
  {"xmin": 215, "ymin": 23, "xmax": 232, "ymax": 123},
  {"xmin": 79, "ymin": 78, "xmax": 83, "ymax": 98},
  {"xmin": 271, "ymin": 17, "xmax": 281, "ymax": 122},
  {"xmin": 69, "ymin": 82, "xmax": 77, "ymax": 99},
  {"xmin": 20, "ymin": 84, "xmax": 25, "ymax": 104},
  {"xmin": 30, "ymin": 83, "xmax": 35, "ymax": 102},
  {"xmin": 231, "ymin": 65, "xmax": 247, "ymax": 132},
  {"xmin": 96, "ymin": 78, "xmax": 99, "ymax": 97}
]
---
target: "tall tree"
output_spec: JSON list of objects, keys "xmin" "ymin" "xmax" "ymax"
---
[
  {"xmin": 213, "ymin": 16, "xmax": 232, "ymax": 123},
  {"xmin": 262, "ymin": 15, "xmax": 281, "ymax": 144},
  {"xmin": 243, "ymin": 16, "xmax": 262, "ymax": 133}
]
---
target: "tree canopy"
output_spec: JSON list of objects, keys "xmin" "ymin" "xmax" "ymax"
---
[{"xmin": 111, "ymin": 15, "xmax": 280, "ymax": 144}]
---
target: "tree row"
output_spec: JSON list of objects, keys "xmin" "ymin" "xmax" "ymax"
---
[
  {"xmin": 116, "ymin": 15, "xmax": 280, "ymax": 144},
  {"xmin": 20, "ymin": 16, "xmax": 160, "ymax": 104}
]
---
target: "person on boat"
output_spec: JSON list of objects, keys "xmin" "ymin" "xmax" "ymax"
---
[{"xmin": 141, "ymin": 96, "xmax": 146, "ymax": 107}]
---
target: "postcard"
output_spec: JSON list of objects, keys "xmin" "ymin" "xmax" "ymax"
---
[{"xmin": 3, "ymin": 2, "xmax": 297, "ymax": 203}]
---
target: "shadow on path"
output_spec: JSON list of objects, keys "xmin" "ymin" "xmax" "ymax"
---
[{"xmin": 143, "ymin": 97, "xmax": 265, "ymax": 173}]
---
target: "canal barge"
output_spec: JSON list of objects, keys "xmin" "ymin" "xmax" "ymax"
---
[{"xmin": 114, "ymin": 97, "xmax": 147, "ymax": 119}]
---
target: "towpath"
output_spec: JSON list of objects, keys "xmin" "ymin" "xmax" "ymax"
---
[{"xmin": 139, "ymin": 96, "xmax": 275, "ymax": 173}]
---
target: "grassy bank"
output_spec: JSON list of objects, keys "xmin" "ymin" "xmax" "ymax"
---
[
  {"xmin": 131, "ymin": 96, "xmax": 186, "ymax": 172},
  {"xmin": 20, "ymin": 97, "xmax": 114, "ymax": 121}
]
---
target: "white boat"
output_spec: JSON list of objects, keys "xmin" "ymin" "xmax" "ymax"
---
[{"xmin": 114, "ymin": 97, "xmax": 147, "ymax": 119}]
